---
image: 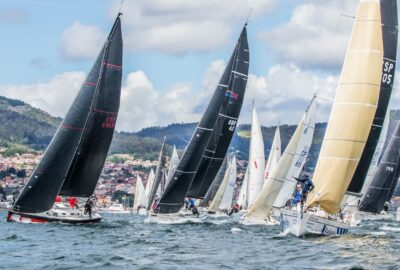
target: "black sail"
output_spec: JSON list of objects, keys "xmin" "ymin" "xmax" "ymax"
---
[
  {"xmin": 358, "ymin": 121, "xmax": 400, "ymax": 213},
  {"xmin": 186, "ymin": 28, "xmax": 249, "ymax": 199},
  {"xmin": 147, "ymin": 139, "xmax": 167, "ymax": 210},
  {"xmin": 347, "ymin": 0, "xmax": 398, "ymax": 193},
  {"xmin": 12, "ymin": 15, "xmax": 122, "ymax": 213},
  {"xmin": 198, "ymin": 157, "xmax": 228, "ymax": 207},
  {"xmin": 155, "ymin": 26, "xmax": 249, "ymax": 214},
  {"xmin": 59, "ymin": 15, "xmax": 123, "ymax": 197}
]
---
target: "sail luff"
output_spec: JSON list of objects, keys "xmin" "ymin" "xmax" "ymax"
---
[
  {"xmin": 306, "ymin": 0, "xmax": 384, "ymax": 214},
  {"xmin": 247, "ymin": 106, "xmax": 265, "ymax": 207},
  {"xmin": 347, "ymin": 0, "xmax": 398, "ymax": 193}
]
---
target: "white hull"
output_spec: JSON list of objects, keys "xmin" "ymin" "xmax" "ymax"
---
[
  {"xmin": 146, "ymin": 208, "xmax": 201, "ymax": 223},
  {"xmin": 280, "ymin": 209, "xmax": 349, "ymax": 237},
  {"xmin": 8, "ymin": 206, "xmax": 101, "ymax": 224}
]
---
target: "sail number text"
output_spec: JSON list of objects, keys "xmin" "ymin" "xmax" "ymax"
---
[
  {"xmin": 228, "ymin": 119, "xmax": 237, "ymax": 131},
  {"xmin": 382, "ymin": 60, "xmax": 395, "ymax": 85}
]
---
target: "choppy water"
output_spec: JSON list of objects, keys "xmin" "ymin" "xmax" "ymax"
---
[{"xmin": 0, "ymin": 210, "xmax": 399, "ymax": 269}]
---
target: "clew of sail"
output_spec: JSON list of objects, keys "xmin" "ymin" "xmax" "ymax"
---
[{"xmin": 306, "ymin": 0, "xmax": 384, "ymax": 214}]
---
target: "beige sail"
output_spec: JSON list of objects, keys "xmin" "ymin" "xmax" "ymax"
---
[
  {"xmin": 306, "ymin": 0, "xmax": 383, "ymax": 214},
  {"xmin": 245, "ymin": 115, "xmax": 305, "ymax": 221}
]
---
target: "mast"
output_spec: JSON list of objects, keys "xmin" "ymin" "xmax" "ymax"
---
[
  {"xmin": 199, "ymin": 157, "xmax": 228, "ymax": 207},
  {"xmin": 347, "ymin": 0, "xmax": 398, "ymax": 193},
  {"xmin": 186, "ymin": 25, "xmax": 249, "ymax": 199},
  {"xmin": 59, "ymin": 14, "xmax": 123, "ymax": 197},
  {"xmin": 306, "ymin": 0, "xmax": 384, "ymax": 214},
  {"xmin": 155, "ymin": 25, "xmax": 249, "ymax": 214},
  {"xmin": 247, "ymin": 105, "xmax": 265, "ymax": 207},
  {"xmin": 12, "ymin": 14, "xmax": 123, "ymax": 213},
  {"xmin": 358, "ymin": 120, "xmax": 400, "ymax": 213},
  {"xmin": 146, "ymin": 138, "xmax": 167, "ymax": 210}
]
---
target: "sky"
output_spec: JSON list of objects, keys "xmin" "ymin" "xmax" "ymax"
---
[{"xmin": 0, "ymin": 0, "xmax": 399, "ymax": 132}]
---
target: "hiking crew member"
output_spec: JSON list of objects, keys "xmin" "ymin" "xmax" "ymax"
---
[{"xmin": 294, "ymin": 175, "xmax": 314, "ymax": 204}]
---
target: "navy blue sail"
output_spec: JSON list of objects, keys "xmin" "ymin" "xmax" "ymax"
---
[
  {"xmin": 347, "ymin": 0, "xmax": 398, "ymax": 193},
  {"xmin": 12, "ymin": 15, "xmax": 123, "ymax": 213},
  {"xmin": 358, "ymin": 121, "xmax": 400, "ymax": 213},
  {"xmin": 155, "ymin": 25, "xmax": 249, "ymax": 214}
]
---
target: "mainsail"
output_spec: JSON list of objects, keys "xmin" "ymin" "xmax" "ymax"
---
[
  {"xmin": 273, "ymin": 98, "xmax": 316, "ymax": 208},
  {"xmin": 358, "ymin": 120, "xmax": 400, "ymax": 213},
  {"xmin": 199, "ymin": 157, "xmax": 228, "ymax": 207},
  {"xmin": 208, "ymin": 156, "xmax": 235, "ymax": 212},
  {"xmin": 147, "ymin": 139, "xmax": 167, "ymax": 210},
  {"xmin": 155, "ymin": 25, "xmax": 249, "ymax": 214},
  {"xmin": 145, "ymin": 169, "xmax": 155, "ymax": 200},
  {"xmin": 133, "ymin": 175, "xmax": 147, "ymax": 210},
  {"xmin": 264, "ymin": 126, "xmax": 281, "ymax": 182},
  {"xmin": 218, "ymin": 156, "xmax": 237, "ymax": 211},
  {"xmin": 13, "ymin": 15, "xmax": 123, "ymax": 213},
  {"xmin": 246, "ymin": 100, "xmax": 315, "ymax": 221},
  {"xmin": 237, "ymin": 167, "xmax": 248, "ymax": 209},
  {"xmin": 306, "ymin": 0, "xmax": 384, "ymax": 214},
  {"xmin": 166, "ymin": 145, "xmax": 179, "ymax": 186},
  {"xmin": 247, "ymin": 106, "xmax": 265, "ymax": 207},
  {"xmin": 347, "ymin": 0, "xmax": 398, "ymax": 193},
  {"xmin": 186, "ymin": 29, "xmax": 249, "ymax": 199}
]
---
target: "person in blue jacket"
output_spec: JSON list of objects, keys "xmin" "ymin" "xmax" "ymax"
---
[
  {"xmin": 291, "ymin": 184, "xmax": 303, "ymax": 205},
  {"xmin": 293, "ymin": 174, "xmax": 314, "ymax": 203}
]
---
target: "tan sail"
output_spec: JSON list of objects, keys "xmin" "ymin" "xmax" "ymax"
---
[{"xmin": 306, "ymin": 0, "xmax": 383, "ymax": 214}]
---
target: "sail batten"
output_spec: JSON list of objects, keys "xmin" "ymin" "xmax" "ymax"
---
[{"xmin": 306, "ymin": 0, "xmax": 384, "ymax": 214}]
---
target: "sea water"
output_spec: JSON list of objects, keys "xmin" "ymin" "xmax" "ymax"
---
[{"xmin": 0, "ymin": 211, "xmax": 399, "ymax": 269}]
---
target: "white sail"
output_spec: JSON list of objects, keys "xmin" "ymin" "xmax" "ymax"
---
[
  {"xmin": 219, "ymin": 156, "xmax": 237, "ymax": 211},
  {"xmin": 237, "ymin": 167, "xmax": 248, "ymax": 209},
  {"xmin": 264, "ymin": 126, "xmax": 281, "ymax": 184},
  {"xmin": 166, "ymin": 145, "xmax": 179, "ymax": 186},
  {"xmin": 273, "ymin": 98, "xmax": 316, "ymax": 208},
  {"xmin": 247, "ymin": 106, "xmax": 265, "ymax": 207},
  {"xmin": 208, "ymin": 157, "xmax": 233, "ymax": 213},
  {"xmin": 133, "ymin": 175, "xmax": 147, "ymax": 210},
  {"xmin": 246, "ymin": 100, "xmax": 315, "ymax": 221},
  {"xmin": 145, "ymin": 169, "xmax": 155, "ymax": 199}
]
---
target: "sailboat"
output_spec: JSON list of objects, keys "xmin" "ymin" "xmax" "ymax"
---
[
  {"xmin": 343, "ymin": 0, "xmax": 398, "ymax": 216},
  {"xmin": 151, "ymin": 24, "xmax": 249, "ymax": 219},
  {"xmin": 133, "ymin": 175, "xmax": 147, "ymax": 215},
  {"xmin": 198, "ymin": 157, "xmax": 228, "ymax": 208},
  {"xmin": 281, "ymin": 0, "xmax": 385, "ymax": 236},
  {"xmin": 146, "ymin": 138, "xmax": 167, "ymax": 210},
  {"xmin": 208, "ymin": 156, "xmax": 237, "ymax": 215},
  {"xmin": 8, "ymin": 14, "xmax": 123, "ymax": 224},
  {"xmin": 264, "ymin": 126, "xmax": 281, "ymax": 183},
  {"xmin": 247, "ymin": 105, "xmax": 265, "ymax": 208},
  {"xmin": 357, "ymin": 120, "xmax": 400, "ymax": 219},
  {"xmin": 245, "ymin": 97, "xmax": 316, "ymax": 224}
]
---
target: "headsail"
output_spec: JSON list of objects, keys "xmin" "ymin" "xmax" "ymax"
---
[
  {"xmin": 273, "ymin": 97, "xmax": 316, "ymax": 208},
  {"xmin": 133, "ymin": 175, "xmax": 147, "ymax": 210},
  {"xmin": 59, "ymin": 15, "xmax": 123, "ymax": 197},
  {"xmin": 247, "ymin": 106, "xmax": 265, "ymax": 207},
  {"xmin": 145, "ymin": 169, "xmax": 155, "ymax": 200},
  {"xmin": 347, "ymin": 0, "xmax": 398, "ymax": 193},
  {"xmin": 155, "ymin": 25, "xmax": 249, "ymax": 214},
  {"xmin": 237, "ymin": 167, "xmax": 249, "ymax": 209},
  {"xmin": 166, "ymin": 145, "xmax": 179, "ymax": 187},
  {"xmin": 246, "ymin": 100, "xmax": 314, "ymax": 221},
  {"xmin": 264, "ymin": 126, "xmax": 281, "ymax": 183},
  {"xmin": 218, "ymin": 156, "xmax": 237, "ymax": 211},
  {"xmin": 13, "ymin": 14, "xmax": 123, "ymax": 213},
  {"xmin": 358, "ymin": 120, "xmax": 400, "ymax": 213},
  {"xmin": 306, "ymin": 0, "xmax": 384, "ymax": 214}
]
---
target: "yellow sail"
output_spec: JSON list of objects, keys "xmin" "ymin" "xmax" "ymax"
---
[{"xmin": 305, "ymin": 0, "xmax": 383, "ymax": 214}]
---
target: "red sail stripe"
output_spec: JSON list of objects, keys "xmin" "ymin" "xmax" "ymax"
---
[
  {"xmin": 254, "ymin": 160, "xmax": 258, "ymax": 169},
  {"xmin": 103, "ymin": 62, "xmax": 122, "ymax": 69},
  {"xmin": 93, "ymin": 108, "xmax": 118, "ymax": 115},
  {"xmin": 61, "ymin": 124, "xmax": 83, "ymax": 131},
  {"xmin": 84, "ymin": 82, "xmax": 97, "ymax": 86}
]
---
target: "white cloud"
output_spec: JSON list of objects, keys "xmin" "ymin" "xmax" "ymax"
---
[
  {"xmin": 60, "ymin": 22, "xmax": 105, "ymax": 60},
  {"xmin": 260, "ymin": 0, "xmax": 358, "ymax": 70},
  {"xmin": 109, "ymin": 0, "xmax": 275, "ymax": 54}
]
